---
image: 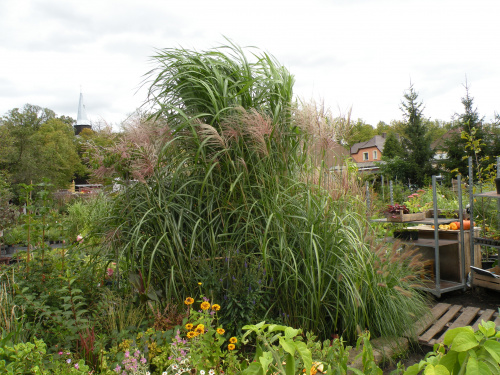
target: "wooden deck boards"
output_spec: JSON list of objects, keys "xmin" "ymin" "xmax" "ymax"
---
[{"xmin": 417, "ymin": 304, "xmax": 499, "ymax": 345}]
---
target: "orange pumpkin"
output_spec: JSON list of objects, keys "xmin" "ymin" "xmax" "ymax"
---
[
  {"xmin": 449, "ymin": 222, "xmax": 459, "ymax": 230},
  {"xmin": 462, "ymin": 220, "xmax": 471, "ymax": 230}
]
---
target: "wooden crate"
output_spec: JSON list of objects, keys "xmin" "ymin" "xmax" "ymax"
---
[
  {"xmin": 387, "ymin": 211, "xmax": 426, "ymax": 222},
  {"xmin": 472, "ymin": 266, "xmax": 500, "ymax": 291}
]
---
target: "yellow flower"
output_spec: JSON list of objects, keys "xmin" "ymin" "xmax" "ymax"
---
[
  {"xmin": 229, "ymin": 337, "xmax": 237, "ymax": 344},
  {"xmin": 187, "ymin": 331, "xmax": 196, "ymax": 339},
  {"xmin": 184, "ymin": 297, "xmax": 194, "ymax": 305},
  {"xmin": 211, "ymin": 304, "xmax": 221, "ymax": 311},
  {"xmin": 195, "ymin": 324, "xmax": 205, "ymax": 334},
  {"xmin": 185, "ymin": 323, "xmax": 193, "ymax": 330},
  {"xmin": 216, "ymin": 328, "xmax": 225, "ymax": 335},
  {"xmin": 200, "ymin": 301, "xmax": 211, "ymax": 310},
  {"xmin": 198, "ymin": 282, "xmax": 202, "ymax": 285},
  {"xmin": 228, "ymin": 344, "xmax": 235, "ymax": 351}
]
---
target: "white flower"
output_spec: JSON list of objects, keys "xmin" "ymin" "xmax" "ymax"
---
[
  {"xmin": 200, "ymin": 371, "xmax": 206, "ymax": 375},
  {"xmin": 172, "ymin": 365, "xmax": 179, "ymax": 370},
  {"xmin": 146, "ymin": 372, "xmax": 151, "ymax": 375},
  {"xmin": 163, "ymin": 372, "xmax": 168, "ymax": 375},
  {"xmin": 209, "ymin": 370, "xmax": 215, "ymax": 375}
]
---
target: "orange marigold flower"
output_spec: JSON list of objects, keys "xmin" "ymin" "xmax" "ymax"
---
[
  {"xmin": 216, "ymin": 328, "xmax": 225, "ymax": 335},
  {"xmin": 211, "ymin": 304, "xmax": 221, "ymax": 311},
  {"xmin": 200, "ymin": 301, "xmax": 211, "ymax": 310},
  {"xmin": 228, "ymin": 344, "xmax": 235, "ymax": 351},
  {"xmin": 184, "ymin": 297, "xmax": 194, "ymax": 305},
  {"xmin": 185, "ymin": 323, "xmax": 193, "ymax": 330},
  {"xmin": 229, "ymin": 337, "xmax": 237, "ymax": 344}
]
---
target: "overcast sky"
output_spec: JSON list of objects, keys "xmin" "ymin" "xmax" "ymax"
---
[{"xmin": 1, "ymin": 0, "xmax": 499, "ymax": 128}]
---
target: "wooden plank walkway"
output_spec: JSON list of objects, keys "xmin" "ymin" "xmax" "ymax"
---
[{"xmin": 416, "ymin": 303, "xmax": 499, "ymax": 345}]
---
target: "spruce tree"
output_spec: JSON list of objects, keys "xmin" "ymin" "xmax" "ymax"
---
[
  {"xmin": 381, "ymin": 132, "xmax": 404, "ymax": 159},
  {"xmin": 399, "ymin": 84, "xmax": 434, "ymax": 186}
]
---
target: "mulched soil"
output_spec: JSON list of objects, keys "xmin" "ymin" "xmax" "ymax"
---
[{"xmin": 383, "ymin": 286, "xmax": 500, "ymax": 373}]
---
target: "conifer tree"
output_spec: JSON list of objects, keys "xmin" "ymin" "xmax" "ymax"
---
[{"xmin": 381, "ymin": 132, "xmax": 404, "ymax": 159}]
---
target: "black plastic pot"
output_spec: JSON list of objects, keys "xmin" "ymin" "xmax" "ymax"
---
[
  {"xmin": 495, "ymin": 177, "xmax": 500, "ymax": 194},
  {"xmin": 482, "ymin": 260, "xmax": 496, "ymax": 269},
  {"xmin": 394, "ymin": 231, "xmax": 412, "ymax": 241}
]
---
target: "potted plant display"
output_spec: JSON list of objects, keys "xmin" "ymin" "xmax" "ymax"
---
[{"xmin": 384, "ymin": 203, "xmax": 425, "ymax": 222}]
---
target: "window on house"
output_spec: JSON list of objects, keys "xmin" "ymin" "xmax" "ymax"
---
[
  {"xmin": 363, "ymin": 152, "xmax": 369, "ymax": 161},
  {"xmin": 373, "ymin": 150, "xmax": 378, "ymax": 160}
]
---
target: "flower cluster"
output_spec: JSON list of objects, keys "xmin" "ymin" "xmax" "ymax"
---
[
  {"xmin": 114, "ymin": 349, "xmax": 149, "ymax": 375},
  {"xmin": 164, "ymin": 297, "xmax": 240, "ymax": 374}
]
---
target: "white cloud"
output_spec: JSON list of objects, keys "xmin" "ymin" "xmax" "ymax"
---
[{"xmin": 1, "ymin": 0, "xmax": 499, "ymax": 127}]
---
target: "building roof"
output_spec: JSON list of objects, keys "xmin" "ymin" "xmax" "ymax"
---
[
  {"xmin": 431, "ymin": 128, "xmax": 461, "ymax": 150},
  {"xmin": 350, "ymin": 135, "xmax": 386, "ymax": 154}
]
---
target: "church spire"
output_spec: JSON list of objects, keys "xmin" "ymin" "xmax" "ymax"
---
[{"xmin": 74, "ymin": 91, "xmax": 92, "ymax": 135}]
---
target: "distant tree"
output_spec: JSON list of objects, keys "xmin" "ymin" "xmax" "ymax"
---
[
  {"xmin": 380, "ymin": 85, "xmax": 434, "ymax": 186},
  {"xmin": 0, "ymin": 104, "xmax": 83, "ymax": 190},
  {"xmin": 381, "ymin": 132, "xmax": 404, "ymax": 159},
  {"xmin": 399, "ymin": 84, "xmax": 434, "ymax": 185},
  {"xmin": 375, "ymin": 121, "xmax": 392, "ymax": 135},
  {"xmin": 0, "ymin": 170, "xmax": 16, "ymax": 231},
  {"xmin": 346, "ymin": 118, "xmax": 375, "ymax": 147},
  {"xmin": 426, "ymin": 119, "xmax": 452, "ymax": 144},
  {"xmin": 457, "ymin": 81, "xmax": 484, "ymax": 135},
  {"xmin": 442, "ymin": 83, "xmax": 491, "ymax": 179}
]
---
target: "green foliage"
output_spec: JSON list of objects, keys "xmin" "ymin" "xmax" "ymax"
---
[
  {"xmin": 0, "ymin": 334, "xmax": 89, "ymax": 374},
  {"xmin": 347, "ymin": 119, "xmax": 375, "ymax": 147},
  {"xmin": 102, "ymin": 42, "xmax": 429, "ymax": 343},
  {"xmin": 65, "ymin": 193, "xmax": 112, "ymax": 242},
  {"xmin": 404, "ymin": 321, "xmax": 500, "ymax": 374},
  {"xmin": 0, "ymin": 171, "xmax": 16, "ymax": 231},
  {"xmin": 146, "ymin": 39, "xmax": 295, "ymax": 130},
  {"xmin": 241, "ymin": 323, "xmax": 386, "ymax": 375},
  {"xmin": 0, "ymin": 104, "xmax": 82, "ymax": 191},
  {"xmin": 382, "ymin": 133, "xmax": 404, "ymax": 159},
  {"xmin": 398, "ymin": 84, "xmax": 435, "ymax": 186}
]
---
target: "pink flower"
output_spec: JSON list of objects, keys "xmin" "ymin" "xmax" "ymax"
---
[
  {"xmin": 58, "ymin": 351, "xmax": 63, "ymax": 355},
  {"xmin": 75, "ymin": 363, "xmax": 79, "ymax": 369},
  {"xmin": 76, "ymin": 235, "xmax": 83, "ymax": 243},
  {"xmin": 107, "ymin": 268, "xmax": 114, "ymax": 277}
]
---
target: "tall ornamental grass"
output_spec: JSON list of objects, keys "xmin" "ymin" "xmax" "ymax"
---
[{"xmin": 100, "ymin": 42, "xmax": 429, "ymax": 341}]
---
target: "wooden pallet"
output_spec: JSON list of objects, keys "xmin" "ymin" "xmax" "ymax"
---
[{"xmin": 416, "ymin": 303, "xmax": 499, "ymax": 346}]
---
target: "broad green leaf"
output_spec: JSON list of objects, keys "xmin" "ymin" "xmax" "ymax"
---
[
  {"xmin": 438, "ymin": 350, "xmax": 458, "ymax": 372},
  {"xmin": 296, "ymin": 341, "xmax": 312, "ymax": 374},
  {"xmin": 279, "ymin": 337, "xmax": 296, "ymax": 356},
  {"xmin": 284, "ymin": 326, "xmax": 300, "ymax": 339},
  {"xmin": 423, "ymin": 364, "xmax": 450, "ymax": 375},
  {"xmin": 259, "ymin": 351, "xmax": 273, "ymax": 373},
  {"xmin": 450, "ymin": 332, "xmax": 478, "ymax": 352},
  {"xmin": 443, "ymin": 327, "xmax": 474, "ymax": 346},
  {"xmin": 484, "ymin": 340, "xmax": 500, "ymax": 363},
  {"xmin": 478, "ymin": 321, "xmax": 496, "ymax": 338},
  {"xmin": 481, "ymin": 356, "xmax": 500, "ymax": 375},
  {"xmin": 403, "ymin": 363, "xmax": 423, "ymax": 375},
  {"xmin": 465, "ymin": 355, "xmax": 483, "ymax": 375},
  {"xmin": 241, "ymin": 361, "xmax": 263, "ymax": 375},
  {"xmin": 268, "ymin": 324, "xmax": 287, "ymax": 332}
]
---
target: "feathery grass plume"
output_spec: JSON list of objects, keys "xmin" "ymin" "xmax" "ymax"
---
[
  {"xmin": 0, "ymin": 270, "xmax": 25, "ymax": 338},
  {"xmin": 98, "ymin": 41, "xmax": 430, "ymax": 342}
]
